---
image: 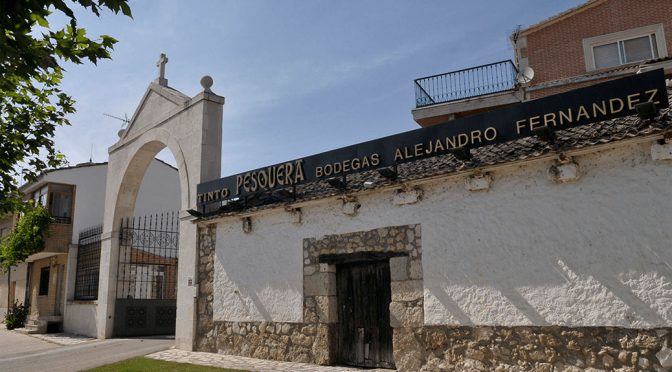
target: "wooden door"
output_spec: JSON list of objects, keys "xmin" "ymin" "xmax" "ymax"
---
[{"xmin": 337, "ymin": 260, "xmax": 394, "ymax": 368}]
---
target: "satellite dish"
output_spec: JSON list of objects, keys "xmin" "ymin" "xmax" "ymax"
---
[{"xmin": 517, "ymin": 66, "xmax": 535, "ymax": 84}]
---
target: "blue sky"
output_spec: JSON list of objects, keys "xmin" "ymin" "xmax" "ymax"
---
[{"xmin": 55, "ymin": 0, "xmax": 586, "ymax": 177}]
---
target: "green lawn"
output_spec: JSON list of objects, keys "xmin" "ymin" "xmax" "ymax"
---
[{"xmin": 85, "ymin": 356, "xmax": 249, "ymax": 372}]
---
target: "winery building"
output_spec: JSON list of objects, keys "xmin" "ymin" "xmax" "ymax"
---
[
  {"xmin": 188, "ymin": 1, "xmax": 672, "ymax": 370},
  {"xmin": 43, "ymin": 0, "xmax": 672, "ymax": 371}
]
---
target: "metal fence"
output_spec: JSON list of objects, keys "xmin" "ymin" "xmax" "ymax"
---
[
  {"xmin": 74, "ymin": 225, "xmax": 103, "ymax": 300},
  {"xmin": 414, "ymin": 60, "xmax": 518, "ymax": 107},
  {"xmin": 116, "ymin": 212, "xmax": 179, "ymax": 300}
]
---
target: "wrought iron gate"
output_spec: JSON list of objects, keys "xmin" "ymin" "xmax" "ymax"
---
[{"xmin": 114, "ymin": 212, "xmax": 179, "ymax": 337}]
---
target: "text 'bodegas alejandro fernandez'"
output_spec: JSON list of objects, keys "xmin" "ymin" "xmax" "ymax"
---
[{"xmin": 197, "ymin": 69, "xmax": 668, "ymax": 209}]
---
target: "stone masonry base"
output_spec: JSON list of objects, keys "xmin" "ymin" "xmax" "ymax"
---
[{"xmin": 197, "ymin": 321, "xmax": 671, "ymax": 371}]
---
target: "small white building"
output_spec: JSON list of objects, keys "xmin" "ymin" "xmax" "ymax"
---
[{"xmin": 0, "ymin": 159, "xmax": 179, "ymax": 336}]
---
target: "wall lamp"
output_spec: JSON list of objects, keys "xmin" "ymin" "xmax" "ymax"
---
[
  {"xmin": 272, "ymin": 188, "xmax": 295, "ymax": 201},
  {"xmin": 327, "ymin": 176, "xmax": 347, "ymax": 191},
  {"xmin": 377, "ymin": 166, "xmax": 398, "ymax": 181},
  {"xmin": 532, "ymin": 125, "xmax": 556, "ymax": 145},
  {"xmin": 449, "ymin": 146, "xmax": 472, "ymax": 161},
  {"xmin": 186, "ymin": 209, "xmax": 202, "ymax": 217},
  {"xmin": 635, "ymin": 101, "xmax": 657, "ymax": 120}
]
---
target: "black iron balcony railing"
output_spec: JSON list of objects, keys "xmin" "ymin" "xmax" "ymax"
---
[
  {"xmin": 414, "ymin": 60, "xmax": 519, "ymax": 108},
  {"xmin": 52, "ymin": 215, "xmax": 72, "ymax": 224}
]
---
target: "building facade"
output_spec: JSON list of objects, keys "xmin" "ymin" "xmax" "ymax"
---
[
  {"xmin": 0, "ymin": 159, "xmax": 179, "ymax": 335},
  {"xmin": 413, "ymin": 0, "xmax": 672, "ymax": 127},
  {"xmin": 187, "ymin": 1, "xmax": 672, "ymax": 370}
]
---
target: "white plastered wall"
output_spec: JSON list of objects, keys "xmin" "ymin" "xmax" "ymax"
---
[
  {"xmin": 60, "ymin": 160, "xmax": 179, "ymax": 337},
  {"xmin": 0, "ymin": 265, "xmax": 27, "ymax": 317},
  {"xmin": 212, "ymin": 140, "xmax": 671, "ymax": 328}
]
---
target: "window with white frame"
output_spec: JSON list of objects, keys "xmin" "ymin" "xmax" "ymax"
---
[{"xmin": 583, "ymin": 24, "xmax": 668, "ymax": 71}]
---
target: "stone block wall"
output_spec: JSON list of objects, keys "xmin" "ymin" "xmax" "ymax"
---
[
  {"xmin": 411, "ymin": 326, "xmax": 671, "ymax": 371},
  {"xmin": 194, "ymin": 225, "xmax": 215, "ymax": 352}
]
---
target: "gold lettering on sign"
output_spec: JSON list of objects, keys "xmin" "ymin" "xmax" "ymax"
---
[
  {"xmin": 394, "ymin": 148, "xmax": 404, "ymax": 162},
  {"xmin": 646, "ymin": 89, "xmax": 660, "ymax": 104},
  {"xmin": 627, "ymin": 93, "xmax": 641, "ymax": 110},
  {"xmin": 371, "ymin": 153, "xmax": 380, "ymax": 166},
  {"xmin": 295, "ymin": 159, "xmax": 305, "ymax": 182},
  {"xmin": 592, "ymin": 101, "xmax": 607, "ymax": 117},
  {"xmin": 198, "ymin": 187, "xmax": 230, "ymax": 204},
  {"xmin": 404, "ymin": 146, "xmax": 413, "ymax": 159},
  {"xmin": 559, "ymin": 108, "xmax": 573, "ymax": 125},
  {"xmin": 484, "ymin": 127, "xmax": 497, "ymax": 141},
  {"xmin": 351, "ymin": 158, "xmax": 361, "ymax": 170},
  {"xmin": 414, "ymin": 143, "xmax": 423, "ymax": 157},
  {"xmin": 609, "ymin": 98, "xmax": 624, "ymax": 114},
  {"xmin": 529, "ymin": 115, "xmax": 542, "ymax": 131},
  {"xmin": 576, "ymin": 105, "xmax": 590, "ymax": 121},
  {"xmin": 543, "ymin": 113, "xmax": 557, "ymax": 127},
  {"xmin": 516, "ymin": 119, "xmax": 526, "ymax": 135},
  {"xmin": 233, "ymin": 160, "xmax": 306, "ymax": 195},
  {"xmin": 315, "ymin": 155, "xmax": 378, "ymax": 178}
]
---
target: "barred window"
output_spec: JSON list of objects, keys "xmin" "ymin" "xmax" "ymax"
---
[{"xmin": 74, "ymin": 225, "xmax": 102, "ymax": 300}]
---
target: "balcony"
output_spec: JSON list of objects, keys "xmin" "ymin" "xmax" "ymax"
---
[{"xmin": 412, "ymin": 60, "xmax": 524, "ymax": 127}]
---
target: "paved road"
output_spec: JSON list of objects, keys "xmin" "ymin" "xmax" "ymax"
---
[
  {"xmin": 0, "ymin": 328, "xmax": 59, "ymax": 358},
  {"xmin": 0, "ymin": 329, "xmax": 173, "ymax": 372}
]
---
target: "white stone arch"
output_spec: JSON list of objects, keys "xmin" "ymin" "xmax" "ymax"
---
[
  {"xmin": 112, "ymin": 132, "xmax": 189, "ymax": 222},
  {"xmin": 96, "ymin": 74, "xmax": 223, "ymax": 350}
]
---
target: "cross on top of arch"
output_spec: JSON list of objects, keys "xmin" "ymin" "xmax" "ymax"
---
[{"xmin": 156, "ymin": 53, "xmax": 168, "ymax": 86}]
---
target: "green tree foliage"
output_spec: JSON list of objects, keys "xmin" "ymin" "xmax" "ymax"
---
[
  {"xmin": 4, "ymin": 301, "xmax": 29, "ymax": 329},
  {"xmin": 0, "ymin": 204, "xmax": 53, "ymax": 270},
  {"xmin": 0, "ymin": 1, "xmax": 132, "ymax": 213}
]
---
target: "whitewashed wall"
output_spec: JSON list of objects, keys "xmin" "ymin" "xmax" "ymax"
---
[
  {"xmin": 63, "ymin": 302, "xmax": 97, "ymax": 336},
  {"xmin": 34, "ymin": 159, "xmax": 180, "ymax": 243},
  {"xmin": 134, "ymin": 160, "xmax": 182, "ymax": 217},
  {"xmin": 51, "ymin": 159, "xmax": 180, "ymax": 337},
  {"xmin": 213, "ymin": 140, "xmax": 672, "ymax": 328},
  {"xmin": 0, "ymin": 265, "xmax": 27, "ymax": 317}
]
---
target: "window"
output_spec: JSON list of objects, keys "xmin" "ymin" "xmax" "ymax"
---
[
  {"xmin": 39, "ymin": 267, "xmax": 50, "ymax": 296},
  {"xmin": 48, "ymin": 184, "xmax": 74, "ymax": 224},
  {"xmin": 583, "ymin": 24, "xmax": 667, "ymax": 71},
  {"xmin": 32, "ymin": 186, "xmax": 48, "ymax": 207},
  {"xmin": 74, "ymin": 225, "xmax": 102, "ymax": 300}
]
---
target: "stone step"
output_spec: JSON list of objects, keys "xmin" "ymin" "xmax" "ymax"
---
[{"xmin": 13, "ymin": 326, "xmax": 41, "ymax": 334}]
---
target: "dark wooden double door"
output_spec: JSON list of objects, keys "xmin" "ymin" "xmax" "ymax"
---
[{"xmin": 337, "ymin": 260, "xmax": 394, "ymax": 369}]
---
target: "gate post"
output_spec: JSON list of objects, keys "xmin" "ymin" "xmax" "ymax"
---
[
  {"xmin": 176, "ymin": 213, "xmax": 198, "ymax": 349},
  {"xmin": 97, "ymin": 227, "xmax": 120, "ymax": 338}
]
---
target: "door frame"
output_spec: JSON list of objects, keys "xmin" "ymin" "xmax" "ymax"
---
[{"xmin": 301, "ymin": 224, "xmax": 424, "ymax": 367}]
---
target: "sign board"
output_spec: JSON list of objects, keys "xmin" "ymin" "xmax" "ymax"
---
[{"xmin": 197, "ymin": 69, "xmax": 668, "ymax": 209}]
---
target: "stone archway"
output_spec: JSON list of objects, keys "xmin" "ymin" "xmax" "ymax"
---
[{"xmin": 96, "ymin": 60, "xmax": 223, "ymax": 350}]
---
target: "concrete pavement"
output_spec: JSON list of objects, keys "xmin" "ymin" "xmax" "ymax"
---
[
  {"xmin": 0, "ymin": 329, "xmax": 173, "ymax": 372},
  {"xmin": 0, "ymin": 328, "xmax": 59, "ymax": 359},
  {"xmin": 147, "ymin": 349, "xmax": 392, "ymax": 372}
]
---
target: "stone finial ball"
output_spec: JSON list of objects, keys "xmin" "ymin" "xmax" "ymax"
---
[{"xmin": 200, "ymin": 75, "xmax": 214, "ymax": 91}]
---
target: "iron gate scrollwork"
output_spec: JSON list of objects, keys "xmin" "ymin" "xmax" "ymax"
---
[{"xmin": 114, "ymin": 212, "xmax": 179, "ymax": 337}]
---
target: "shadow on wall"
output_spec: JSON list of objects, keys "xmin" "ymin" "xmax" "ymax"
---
[
  {"xmin": 212, "ymin": 223, "xmax": 303, "ymax": 322},
  {"xmin": 424, "ymin": 178, "xmax": 672, "ymax": 327}
]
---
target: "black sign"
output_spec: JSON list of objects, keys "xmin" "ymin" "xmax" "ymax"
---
[{"xmin": 197, "ymin": 69, "xmax": 668, "ymax": 207}]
